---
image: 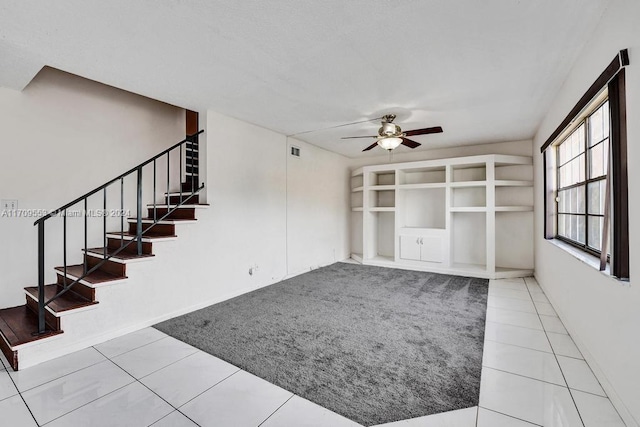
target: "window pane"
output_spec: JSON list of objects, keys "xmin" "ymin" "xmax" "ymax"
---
[
  {"xmin": 602, "ymin": 101, "xmax": 610, "ymax": 140},
  {"xmin": 577, "ymin": 216, "xmax": 586, "ymax": 244},
  {"xmin": 590, "ymin": 107, "xmax": 603, "ymax": 144},
  {"xmin": 589, "ymin": 142, "xmax": 604, "ymax": 178},
  {"xmin": 558, "ymin": 213, "xmax": 565, "ymax": 236},
  {"xmin": 570, "ymin": 215, "xmax": 578, "ymax": 241},
  {"xmin": 588, "ymin": 181, "xmax": 604, "ymax": 214},
  {"xmin": 577, "ymin": 185, "xmax": 585, "ymax": 214},
  {"xmin": 588, "ymin": 216, "xmax": 603, "ymax": 251}
]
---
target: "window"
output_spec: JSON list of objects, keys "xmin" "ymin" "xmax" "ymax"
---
[
  {"xmin": 541, "ymin": 49, "xmax": 629, "ymax": 280},
  {"xmin": 556, "ymin": 100, "xmax": 609, "ymax": 255}
]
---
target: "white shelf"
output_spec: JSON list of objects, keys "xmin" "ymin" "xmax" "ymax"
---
[
  {"xmin": 369, "ymin": 185, "xmax": 395, "ymax": 191},
  {"xmin": 495, "ymin": 206, "xmax": 533, "ymax": 212},
  {"xmin": 398, "ymin": 183, "xmax": 446, "ymax": 190},
  {"xmin": 495, "ymin": 180, "xmax": 533, "ymax": 187},
  {"xmin": 353, "ymin": 153, "xmax": 533, "ymax": 279},
  {"xmin": 450, "ymin": 181, "xmax": 487, "ymax": 188},
  {"xmin": 450, "ymin": 207, "xmax": 487, "ymax": 212},
  {"xmin": 351, "ymin": 207, "xmax": 363, "ymax": 212}
]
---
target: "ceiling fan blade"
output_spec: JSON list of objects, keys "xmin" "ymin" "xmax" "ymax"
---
[
  {"xmin": 341, "ymin": 135, "xmax": 377, "ymax": 139},
  {"xmin": 362, "ymin": 142, "xmax": 379, "ymax": 151},
  {"xmin": 404, "ymin": 126, "xmax": 443, "ymax": 137},
  {"xmin": 401, "ymin": 137, "xmax": 421, "ymax": 149}
]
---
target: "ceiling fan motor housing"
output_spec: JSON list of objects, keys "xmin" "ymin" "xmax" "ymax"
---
[{"xmin": 379, "ymin": 122, "xmax": 401, "ymax": 137}]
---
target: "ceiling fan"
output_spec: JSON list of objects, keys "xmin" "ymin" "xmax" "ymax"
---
[{"xmin": 342, "ymin": 114, "xmax": 443, "ymax": 151}]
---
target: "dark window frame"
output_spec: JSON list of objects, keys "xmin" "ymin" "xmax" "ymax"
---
[{"xmin": 542, "ymin": 49, "xmax": 629, "ymax": 280}]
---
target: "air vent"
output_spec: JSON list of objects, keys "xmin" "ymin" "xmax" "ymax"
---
[{"xmin": 290, "ymin": 146, "xmax": 301, "ymax": 157}]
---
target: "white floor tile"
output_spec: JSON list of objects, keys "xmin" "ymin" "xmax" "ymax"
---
[
  {"xmin": 482, "ymin": 341, "xmax": 565, "ymax": 386},
  {"xmin": 484, "ymin": 322, "xmax": 552, "ymax": 353},
  {"xmin": 0, "ymin": 350, "xmax": 10, "ymax": 370},
  {"xmin": 524, "ymin": 277, "xmax": 541, "ymax": 289},
  {"xmin": 491, "ymin": 278, "xmax": 526, "ymax": 288},
  {"xmin": 490, "ymin": 282, "xmax": 529, "ymax": 292},
  {"xmin": 141, "ymin": 351, "xmax": 240, "ymax": 407},
  {"xmin": 111, "ymin": 336, "xmax": 199, "ymax": 379},
  {"xmin": 476, "ymin": 408, "xmax": 538, "ymax": 426},
  {"xmin": 262, "ymin": 395, "xmax": 361, "ymax": 427},
  {"xmin": 45, "ymin": 381, "xmax": 174, "ymax": 427},
  {"xmin": 180, "ymin": 370, "xmax": 293, "ymax": 427},
  {"xmin": 533, "ymin": 301, "xmax": 557, "ymax": 316},
  {"xmin": 479, "ymin": 368, "xmax": 582, "ymax": 426},
  {"xmin": 487, "ymin": 296, "xmax": 537, "ymax": 313},
  {"xmin": 152, "ymin": 410, "xmax": 199, "ymax": 426},
  {"xmin": 557, "ymin": 356, "xmax": 606, "ymax": 396},
  {"xmin": 373, "ymin": 407, "xmax": 477, "ymax": 427},
  {"xmin": 0, "ymin": 395, "xmax": 37, "ymax": 426},
  {"xmin": 539, "ymin": 315, "xmax": 568, "ymax": 334},
  {"xmin": 529, "ymin": 292, "xmax": 550, "ymax": 304},
  {"xmin": 572, "ymin": 390, "xmax": 625, "ymax": 427},
  {"xmin": 10, "ymin": 347, "xmax": 106, "ymax": 392},
  {"xmin": 486, "ymin": 307, "xmax": 544, "ymax": 330},
  {"xmin": 94, "ymin": 327, "xmax": 167, "ymax": 359},
  {"xmin": 22, "ymin": 360, "xmax": 134, "ymax": 425},
  {"xmin": 546, "ymin": 333, "xmax": 582, "ymax": 359},
  {"xmin": 0, "ymin": 369, "xmax": 18, "ymax": 400},
  {"xmin": 489, "ymin": 288, "xmax": 532, "ymax": 301}
]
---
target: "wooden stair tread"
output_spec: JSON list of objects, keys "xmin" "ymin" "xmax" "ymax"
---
[
  {"xmin": 85, "ymin": 247, "xmax": 155, "ymax": 260},
  {"xmin": 24, "ymin": 285, "xmax": 97, "ymax": 313},
  {"xmin": 0, "ymin": 306, "xmax": 62, "ymax": 347},
  {"xmin": 127, "ymin": 218, "xmax": 197, "ymax": 223},
  {"xmin": 106, "ymin": 231, "xmax": 177, "ymax": 239},
  {"xmin": 55, "ymin": 265, "xmax": 127, "ymax": 284}
]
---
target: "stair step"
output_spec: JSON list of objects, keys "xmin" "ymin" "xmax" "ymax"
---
[
  {"xmin": 0, "ymin": 306, "xmax": 63, "ymax": 370},
  {"xmin": 146, "ymin": 204, "xmax": 208, "ymax": 209},
  {"xmin": 165, "ymin": 194, "xmax": 200, "ymax": 205},
  {"xmin": 84, "ymin": 247, "xmax": 155, "ymax": 263},
  {"xmin": 107, "ymin": 238, "xmax": 153, "ymax": 255},
  {"xmin": 126, "ymin": 218, "xmax": 197, "ymax": 225},
  {"xmin": 55, "ymin": 264, "xmax": 127, "ymax": 285},
  {"xmin": 24, "ymin": 285, "xmax": 98, "ymax": 315},
  {"xmin": 105, "ymin": 232, "xmax": 177, "ymax": 242},
  {"xmin": 127, "ymin": 221, "xmax": 175, "ymax": 236}
]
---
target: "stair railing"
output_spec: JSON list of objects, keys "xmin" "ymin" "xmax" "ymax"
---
[{"xmin": 32, "ymin": 130, "xmax": 204, "ymax": 335}]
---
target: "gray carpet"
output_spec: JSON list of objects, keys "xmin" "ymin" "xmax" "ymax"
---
[{"xmin": 155, "ymin": 263, "xmax": 488, "ymax": 426}]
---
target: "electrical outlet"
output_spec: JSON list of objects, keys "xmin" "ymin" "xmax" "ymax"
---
[{"xmin": 1, "ymin": 199, "xmax": 18, "ymax": 210}]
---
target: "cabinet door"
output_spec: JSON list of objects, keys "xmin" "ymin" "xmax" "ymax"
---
[
  {"xmin": 399, "ymin": 235, "xmax": 421, "ymax": 261},
  {"xmin": 420, "ymin": 236, "xmax": 444, "ymax": 263}
]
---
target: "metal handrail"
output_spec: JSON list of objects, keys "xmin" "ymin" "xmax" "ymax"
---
[
  {"xmin": 33, "ymin": 130, "xmax": 204, "ymax": 334},
  {"xmin": 34, "ymin": 130, "xmax": 203, "ymax": 226}
]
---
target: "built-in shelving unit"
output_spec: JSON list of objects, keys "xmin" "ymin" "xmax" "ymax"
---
[{"xmin": 350, "ymin": 154, "xmax": 533, "ymax": 279}]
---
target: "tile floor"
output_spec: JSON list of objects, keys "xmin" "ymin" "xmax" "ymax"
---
[{"xmin": 0, "ymin": 277, "xmax": 627, "ymax": 426}]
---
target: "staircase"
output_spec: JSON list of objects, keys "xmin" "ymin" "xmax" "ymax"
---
[{"xmin": 0, "ymin": 131, "xmax": 205, "ymax": 371}]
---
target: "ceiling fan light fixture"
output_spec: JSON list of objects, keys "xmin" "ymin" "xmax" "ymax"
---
[{"xmin": 377, "ymin": 136, "xmax": 403, "ymax": 150}]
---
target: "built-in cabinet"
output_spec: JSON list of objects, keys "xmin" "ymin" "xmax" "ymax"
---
[{"xmin": 350, "ymin": 154, "xmax": 533, "ymax": 279}]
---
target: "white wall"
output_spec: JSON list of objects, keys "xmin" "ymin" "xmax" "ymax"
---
[
  {"xmin": 203, "ymin": 111, "xmax": 350, "ymax": 289},
  {"xmin": 533, "ymin": 0, "xmax": 640, "ymax": 424},
  {"xmin": 0, "ymin": 67, "xmax": 184, "ymax": 307},
  {"xmin": 286, "ymin": 138, "xmax": 351, "ymax": 276}
]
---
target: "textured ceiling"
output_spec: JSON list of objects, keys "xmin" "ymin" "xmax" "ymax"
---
[{"xmin": 0, "ymin": 0, "xmax": 610, "ymax": 158}]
